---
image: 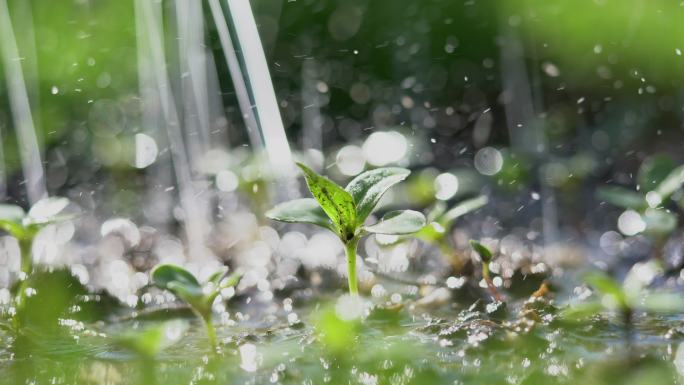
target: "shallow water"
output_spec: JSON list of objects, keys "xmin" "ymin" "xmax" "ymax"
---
[{"xmin": 2, "ymin": 291, "xmax": 683, "ymax": 385}]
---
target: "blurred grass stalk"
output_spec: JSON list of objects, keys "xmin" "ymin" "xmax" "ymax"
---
[{"xmin": 0, "ymin": 0, "xmax": 46, "ymax": 204}]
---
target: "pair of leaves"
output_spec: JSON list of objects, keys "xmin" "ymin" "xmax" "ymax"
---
[
  {"xmin": 0, "ymin": 197, "xmax": 73, "ymax": 240},
  {"xmin": 152, "ymin": 264, "xmax": 241, "ymax": 319},
  {"xmin": 267, "ymin": 164, "xmax": 425, "ymax": 239}
]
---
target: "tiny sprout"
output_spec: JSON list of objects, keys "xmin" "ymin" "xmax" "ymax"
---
[
  {"xmin": 469, "ymin": 240, "xmax": 501, "ymax": 301},
  {"xmin": 266, "ymin": 163, "xmax": 426, "ymax": 296},
  {"xmin": 151, "ymin": 264, "xmax": 241, "ymax": 351},
  {"xmin": 416, "ymin": 196, "xmax": 487, "ymax": 267}
]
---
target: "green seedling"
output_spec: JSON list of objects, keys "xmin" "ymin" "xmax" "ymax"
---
[
  {"xmin": 416, "ymin": 196, "xmax": 488, "ymax": 269},
  {"xmin": 151, "ymin": 264, "xmax": 241, "ymax": 351},
  {"xmin": 469, "ymin": 240, "xmax": 502, "ymax": 301},
  {"xmin": 564, "ymin": 262, "xmax": 684, "ymax": 351},
  {"xmin": 266, "ymin": 163, "xmax": 426, "ymax": 296},
  {"xmin": 0, "ymin": 197, "xmax": 73, "ymax": 278},
  {"xmin": 598, "ymin": 156, "xmax": 684, "ymax": 258}
]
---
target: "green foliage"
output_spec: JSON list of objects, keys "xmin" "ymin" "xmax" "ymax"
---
[
  {"xmin": 564, "ymin": 262, "xmax": 684, "ymax": 321},
  {"xmin": 345, "ymin": 167, "xmax": 410, "ymax": 226},
  {"xmin": 296, "ymin": 163, "xmax": 357, "ymax": 240},
  {"xmin": 0, "ymin": 197, "xmax": 73, "ymax": 242},
  {"xmin": 265, "ymin": 198, "xmax": 334, "ymax": 232},
  {"xmin": 597, "ymin": 187, "xmax": 647, "ymax": 211},
  {"xmin": 598, "ymin": 159, "xmax": 684, "ymax": 239},
  {"xmin": 151, "ymin": 264, "xmax": 241, "ymax": 350},
  {"xmin": 266, "ymin": 164, "xmax": 425, "ymax": 296},
  {"xmin": 152, "ymin": 264, "xmax": 240, "ymax": 319},
  {"xmin": 267, "ymin": 164, "xmax": 424, "ymax": 241},
  {"xmin": 15, "ymin": 269, "xmax": 93, "ymax": 330},
  {"xmin": 417, "ymin": 196, "xmax": 488, "ymax": 243},
  {"xmin": 363, "ymin": 210, "xmax": 426, "ymax": 235},
  {"xmin": 638, "ymin": 154, "xmax": 675, "ymax": 191}
]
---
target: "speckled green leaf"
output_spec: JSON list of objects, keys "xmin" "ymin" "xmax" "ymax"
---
[
  {"xmin": 265, "ymin": 198, "xmax": 334, "ymax": 232},
  {"xmin": 345, "ymin": 167, "xmax": 410, "ymax": 225},
  {"xmin": 364, "ymin": 210, "xmax": 426, "ymax": 235},
  {"xmin": 297, "ymin": 163, "xmax": 356, "ymax": 238}
]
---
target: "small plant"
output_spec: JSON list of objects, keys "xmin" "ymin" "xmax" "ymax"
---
[
  {"xmin": 598, "ymin": 157, "xmax": 684, "ymax": 258},
  {"xmin": 266, "ymin": 163, "xmax": 426, "ymax": 296},
  {"xmin": 0, "ymin": 197, "xmax": 73, "ymax": 278},
  {"xmin": 469, "ymin": 240, "xmax": 501, "ymax": 301},
  {"xmin": 151, "ymin": 264, "xmax": 241, "ymax": 351},
  {"xmin": 564, "ymin": 262, "xmax": 684, "ymax": 352},
  {"xmin": 416, "ymin": 196, "xmax": 488, "ymax": 268}
]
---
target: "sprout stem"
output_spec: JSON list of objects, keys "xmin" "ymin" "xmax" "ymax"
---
[
  {"xmin": 345, "ymin": 237, "xmax": 360, "ymax": 296},
  {"xmin": 202, "ymin": 315, "xmax": 218, "ymax": 352},
  {"xmin": 482, "ymin": 262, "xmax": 502, "ymax": 301},
  {"xmin": 19, "ymin": 238, "xmax": 32, "ymax": 277}
]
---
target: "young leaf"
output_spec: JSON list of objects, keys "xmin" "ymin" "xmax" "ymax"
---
[
  {"xmin": 0, "ymin": 204, "xmax": 25, "ymax": 222},
  {"xmin": 152, "ymin": 264, "xmax": 204, "ymax": 307},
  {"xmin": 0, "ymin": 204, "xmax": 27, "ymax": 239},
  {"xmin": 296, "ymin": 163, "xmax": 356, "ymax": 238},
  {"xmin": 345, "ymin": 167, "xmax": 410, "ymax": 225},
  {"xmin": 26, "ymin": 197, "xmax": 71, "ymax": 224},
  {"xmin": 265, "ymin": 198, "xmax": 334, "ymax": 232},
  {"xmin": 583, "ymin": 271, "xmax": 627, "ymax": 309},
  {"xmin": 440, "ymin": 195, "xmax": 488, "ymax": 227},
  {"xmin": 469, "ymin": 240, "xmax": 493, "ymax": 263},
  {"xmin": 364, "ymin": 210, "xmax": 426, "ymax": 235},
  {"xmin": 206, "ymin": 267, "xmax": 229, "ymax": 287},
  {"xmin": 0, "ymin": 220, "xmax": 27, "ymax": 240},
  {"xmin": 642, "ymin": 208, "xmax": 677, "ymax": 236},
  {"xmin": 167, "ymin": 282, "xmax": 205, "ymax": 308},
  {"xmin": 205, "ymin": 271, "xmax": 242, "ymax": 305},
  {"xmin": 596, "ymin": 186, "xmax": 646, "ymax": 210},
  {"xmin": 656, "ymin": 165, "xmax": 684, "ymax": 200},
  {"xmin": 638, "ymin": 154, "xmax": 675, "ymax": 191}
]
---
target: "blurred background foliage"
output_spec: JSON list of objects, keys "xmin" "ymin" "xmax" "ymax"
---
[{"xmin": 0, "ymin": 0, "xmax": 682, "ymax": 234}]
